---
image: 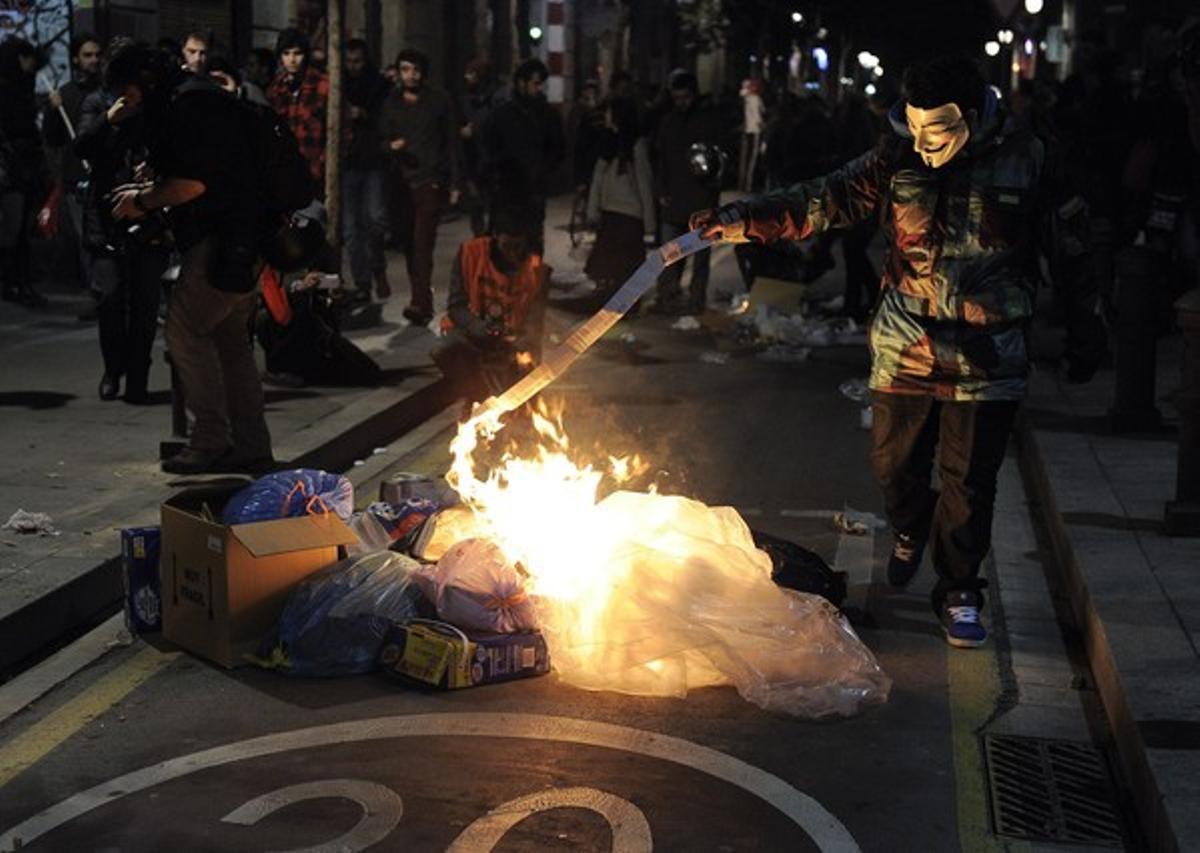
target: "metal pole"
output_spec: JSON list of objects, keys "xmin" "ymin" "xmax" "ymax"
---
[
  {"xmin": 324, "ymin": 0, "xmax": 343, "ymax": 245},
  {"xmin": 1108, "ymin": 246, "xmax": 1162, "ymax": 432},
  {"xmin": 1165, "ymin": 288, "xmax": 1200, "ymax": 535}
]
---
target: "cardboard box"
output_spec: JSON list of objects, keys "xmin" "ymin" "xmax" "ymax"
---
[
  {"xmin": 161, "ymin": 486, "xmax": 358, "ymax": 668},
  {"xmin": 378, "ymin": 620, "xmax": 550, "ymax": 689},
  {"xmin": 121, "ymin": 526, "xmax": 162, "ymax": 634}
]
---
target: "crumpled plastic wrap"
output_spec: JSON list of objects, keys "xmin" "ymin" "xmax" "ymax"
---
[{"xmin": 533, "ymin": 491, "xmax": 891, "ymax": 718}]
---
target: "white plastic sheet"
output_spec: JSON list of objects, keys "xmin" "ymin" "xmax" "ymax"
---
[{"xmin": 532, "ymin": 491, "xmax": 891, "ymax": 718}]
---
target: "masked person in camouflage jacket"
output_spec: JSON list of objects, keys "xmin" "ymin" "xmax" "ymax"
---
[{"xmin": 694, "ymin": 57, "xmax": 1061, "ymax": 649}]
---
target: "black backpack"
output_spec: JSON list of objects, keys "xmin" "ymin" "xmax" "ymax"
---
[
  {"xmin": 240, "ymin": 100, "xmax": 316, "ymax": 215},
  {"xmin": 172, "ymin": 77, "xmax": 314, "ymax": 215}
]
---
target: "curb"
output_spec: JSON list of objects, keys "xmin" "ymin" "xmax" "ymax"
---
[
  {"xmin": 1014, "ymin": 411, "xmax": 1177, "ymax": 853},
  {"xmin": 0, "ymin": 376, "xmax": 455, "ymax": 682}
]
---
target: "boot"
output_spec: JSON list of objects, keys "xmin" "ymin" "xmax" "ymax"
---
[{"xmin": 373, "ymin": 269, "xmax": 392, "ymax": 300}]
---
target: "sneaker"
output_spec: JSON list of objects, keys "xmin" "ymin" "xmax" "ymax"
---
[
  {"xmin": 402, "ymin": 305, "xmax": 433, "ymax": 327},
  {"xmin": 887, "ymin": 530, "xmax": 926, "ymax": 587},
  {"xmin": 941, "ymin": 591, "xmax": 988, "ymax": 648}
]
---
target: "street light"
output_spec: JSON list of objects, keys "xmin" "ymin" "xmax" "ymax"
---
[
  {"xmin": 529, "ymin": 25, "xmax": 543, "ymax": 42},
  {"xmin": 998, "ymin": 29, "xmax": 1014, "ymax": 44},
  {"xmin": 865, "ymin": 83, "xmax": 877, "ymax": 96},
  {"xmin": 1024, "ymin": 0, "xmax": 1043, "ymax": 13},
  {"xmin": 857, "ymin": 51, "xmax": 879, "ymax": 69},
  {"xmin": 791, "ymin": 11, "xmax": 803, "ymax": 24},
  {"xmin": 985, "ymin": 40, "xmax": 1001, "ymax": 56},
  {"xmin": 873, "ymin": 65, "xmax": 884, "ymax": 77}
]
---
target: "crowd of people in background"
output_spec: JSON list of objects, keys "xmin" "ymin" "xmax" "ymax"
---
[{"xmin": 0, "ymin": 15, "xmax": 1197, "ymax": 471}]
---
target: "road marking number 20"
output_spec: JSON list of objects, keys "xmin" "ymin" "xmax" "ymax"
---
[{"xmin": 220, "ymin": 779, "xmax": 652, "ymax": 852}]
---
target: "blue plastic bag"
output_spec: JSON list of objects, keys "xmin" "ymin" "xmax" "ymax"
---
[
  {"xmin": 253, "ymin": 551, "xmax": 431, "ymax": 676},
  {"xmin": 223, "ymin": 468, "xmax": 353, "ymax": 524}
]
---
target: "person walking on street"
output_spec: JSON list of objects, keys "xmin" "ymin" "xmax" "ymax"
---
[
  {"xmin": 107, "ymin": 43, "xmax": 274, "ymax": 475},
  {"xmin": 738, "ymin": 77, "xmax": 765, "ymax": 192},
  {"xmin": 378, "ymin": 48, "xmax": 461, "ymax": 325},
  {"xmin": 341, "ymin": 38, "xmax": 392, "ymax": 302},
  {"xmin": 0, "ymin": 37, "xmax": 48, "ymax": 307},
  {"xmin": 653, "ymin": 69, "xmax": 722, "ymax": 314},
  {"xmin": 585, "ymin": 97, "xmax": 655, "ymax": 301},
  {"xmin": 693, "ymin": 57, "xmax": 1082, "ymax": 649},
  {"xmin": 480, "ymin": 58, "xmax": 565, "ymax": 251},
  {"xmin": 42, "ymin": 33, "xmax": 104, "ymax": 296},
  {"xmin": 267, "ymin": 28, "xmax": 329, "ymax": 190},
  {"xmin": 74, "ymin": 39, "xmax": 169, "ymax": 404},
  {"xmin": 459, "ymin": 57, "xmax": 501, "ymax": 237}
]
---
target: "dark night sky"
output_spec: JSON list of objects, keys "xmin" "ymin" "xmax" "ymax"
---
[{"xmin": 820, "ymin": 0, "xmax": 1001, "ymax": 72}]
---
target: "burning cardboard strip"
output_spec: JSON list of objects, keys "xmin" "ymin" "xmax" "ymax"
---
[{"xmin": 475, "ymin": 229, "xmax": 716, "ymax": 419}]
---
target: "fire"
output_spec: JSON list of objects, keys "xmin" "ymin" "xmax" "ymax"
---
[
  {"xmin": 446, "ymin": 402, "xmax": 632, "ymax": 633},
  {"xmin": 444, "ymin": 399, "xmax": 892, "ymax": 716}
]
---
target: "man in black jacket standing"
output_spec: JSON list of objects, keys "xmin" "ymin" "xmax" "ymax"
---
[
  {"xmin": 341, "ymin": 38, "xmax": 391, "ymax": 302},
  {"xmin": 653, "ymin": 69, "xmax": 723, "ymax": 315},
  {"xmin": 480, "ymin": 58, "xmax": 565, "ymax": 252},
  {"xmin": 107, "ymin": 43, "xmax": 274, "ymax": 475},
  {"xmin": 378, "ymin": 47, "xmax": 461, "ymax": 325}
]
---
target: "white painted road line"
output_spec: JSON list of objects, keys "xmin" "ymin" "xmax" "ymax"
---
[{"xmin": 0, "ymin": 713, "xmax": 860, "ymax": 852}]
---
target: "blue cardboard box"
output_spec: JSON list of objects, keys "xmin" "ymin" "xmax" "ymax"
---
[{"xmin": 121, "ymin": 526, "xmax": 162, "ymax": 634}]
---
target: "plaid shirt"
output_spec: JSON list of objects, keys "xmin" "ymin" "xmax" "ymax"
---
[
  {"xmin": 267, "ymin": 66, "xmax": 329, "ymax": 185},
  {"xmin": 738, "ymin": 98, "xmax": 1047, "ymax": 402}
]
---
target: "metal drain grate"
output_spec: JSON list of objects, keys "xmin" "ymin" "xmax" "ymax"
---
[{"xmin": 984, "ymin": 734, "xmax": 1126, "ymax": 846}]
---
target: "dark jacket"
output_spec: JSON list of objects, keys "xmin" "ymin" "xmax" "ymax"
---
[
  {"xmin": 74, "ymin": 89, "xmax": 146, "ymax": 248},
  {"xmin": 43, "ymin": 76, "xmax": 102, "ymax": 186},
  {"xmin": 0, "ymin": 55, "xmax": 44, "ymax": 194},
  {"xmin": 736, "ymin": 91, "xmax": 1048, "ymax": 401},
  {"xmin": 654, "ymin": 96, "xmax": 723, "ymax": 225},
  {"xmin": 378, "ymin": 85, "xmax": 461, "ymax": 190},
  {"xmin": 343, "ymin": 64, "xmax": 391, "ymax": 170},
  {"xmin": 479, "ymin": 92, "xmax": 565, "ymax": 198}
]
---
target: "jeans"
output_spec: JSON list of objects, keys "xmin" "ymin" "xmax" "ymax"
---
[
  {"xmin": 395, "ymin": 181, "xmax": 444, "ymax": 315},
  {"xmin": 94, "ymin": 244, "xmax": 168, "ymax": 392},
  {"xmin": 657, "ymin": 220, "xmax": 711, "ymax": 308},
  {"xmin": 869, "ymin": 392, "xmax": 1019, "ymax": 611},
  {"xmin": 341, "ymin": 167, "xmax": 388, "ymax": 291},
  {"xmin": 165, "ymin": 237, "xmax": 272, "ymax": 458}
]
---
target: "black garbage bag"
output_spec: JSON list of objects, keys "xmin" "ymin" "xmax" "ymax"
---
[
  {"xmin": 252, "ymin": 551, "xmax": 434, "ymax": 676},
  {"xmin": 752, "ymin": 529, "xmax": 847, "ymax": 608}
]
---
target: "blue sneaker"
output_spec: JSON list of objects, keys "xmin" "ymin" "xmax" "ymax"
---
[{"xmin": 941, "ymin": 591, "xmax": 988, "ymax": 648}]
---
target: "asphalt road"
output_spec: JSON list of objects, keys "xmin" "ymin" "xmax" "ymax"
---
[{"xmin": 0, "ymin": 249, "xmax": 1115, "ymax": 851}]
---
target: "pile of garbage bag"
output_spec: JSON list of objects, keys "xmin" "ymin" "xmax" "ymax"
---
[
  {"xmin": 224, "ymin": 469, "xmax": 353, "ymax": 524},
  {"xmin": 235, "ymin": 467, "xmax": 889, "ymax": 718}
]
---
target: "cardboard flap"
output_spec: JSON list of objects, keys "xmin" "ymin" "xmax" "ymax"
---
[{"xmin": 231, "ymin": 514, "xmax": 357, "ymax": 557}]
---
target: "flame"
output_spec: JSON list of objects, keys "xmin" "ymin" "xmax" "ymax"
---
[{"xmin": 447, "ymin": 402, "xmax": 633, "ymax": 631}]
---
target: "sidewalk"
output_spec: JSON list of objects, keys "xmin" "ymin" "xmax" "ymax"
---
[{"xmin": 1017, "ymin": 319, "xmax": 1200, "ymax": 851}]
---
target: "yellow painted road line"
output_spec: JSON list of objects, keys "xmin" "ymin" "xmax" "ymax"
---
[
  {"xmin": 0, "ymin": 645, "xmax": 176, "ymax": 789},
  {"xmin": 946, "ymin": 575, "xmax": 1029, "ymax": 853}
]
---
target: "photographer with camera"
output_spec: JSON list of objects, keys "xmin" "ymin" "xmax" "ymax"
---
[
  {"xmin": 74, "ymin": 36, "xmax": 170, "ymax": 404},
  {"xmin": 106, "ymin": 42, "xmax": 274, "ymax": 475}
]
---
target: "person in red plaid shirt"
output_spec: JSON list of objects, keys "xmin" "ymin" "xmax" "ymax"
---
[{"xmin": 267, "ymin": 28, "xmax": 329, "ymax": 191}]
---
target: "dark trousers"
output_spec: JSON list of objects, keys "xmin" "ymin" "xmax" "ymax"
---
[
  {"xmin": 657, "ymin": 220, "xmax": 711, "ymax": 309},
  {"xmin": 165, "ymin": 238, "xmax": 271, "ymax": 458},
  {"xmin": 395, "ymin": 181, "xmax": 444, "ymax": 315},
  {"xmin": 869, "ymin": 392, "xmax": 1019, "ymax": 611},
  {"xmin": 94, "ymin": 245, "xmax": 168, "ymax": 393},
  {"xmin": 341, "ymin": 166, "xmax": 388, "ymax": 292}
]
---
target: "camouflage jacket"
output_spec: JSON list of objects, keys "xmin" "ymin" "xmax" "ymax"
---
[{"xmin": 738, "ymin": 92, "xmax": 1044, "ymax": 401}]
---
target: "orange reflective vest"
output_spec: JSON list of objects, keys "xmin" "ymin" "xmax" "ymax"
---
[{"xmin": 446, "ymin": 236, "xmax": 546, "ymax": 337}]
